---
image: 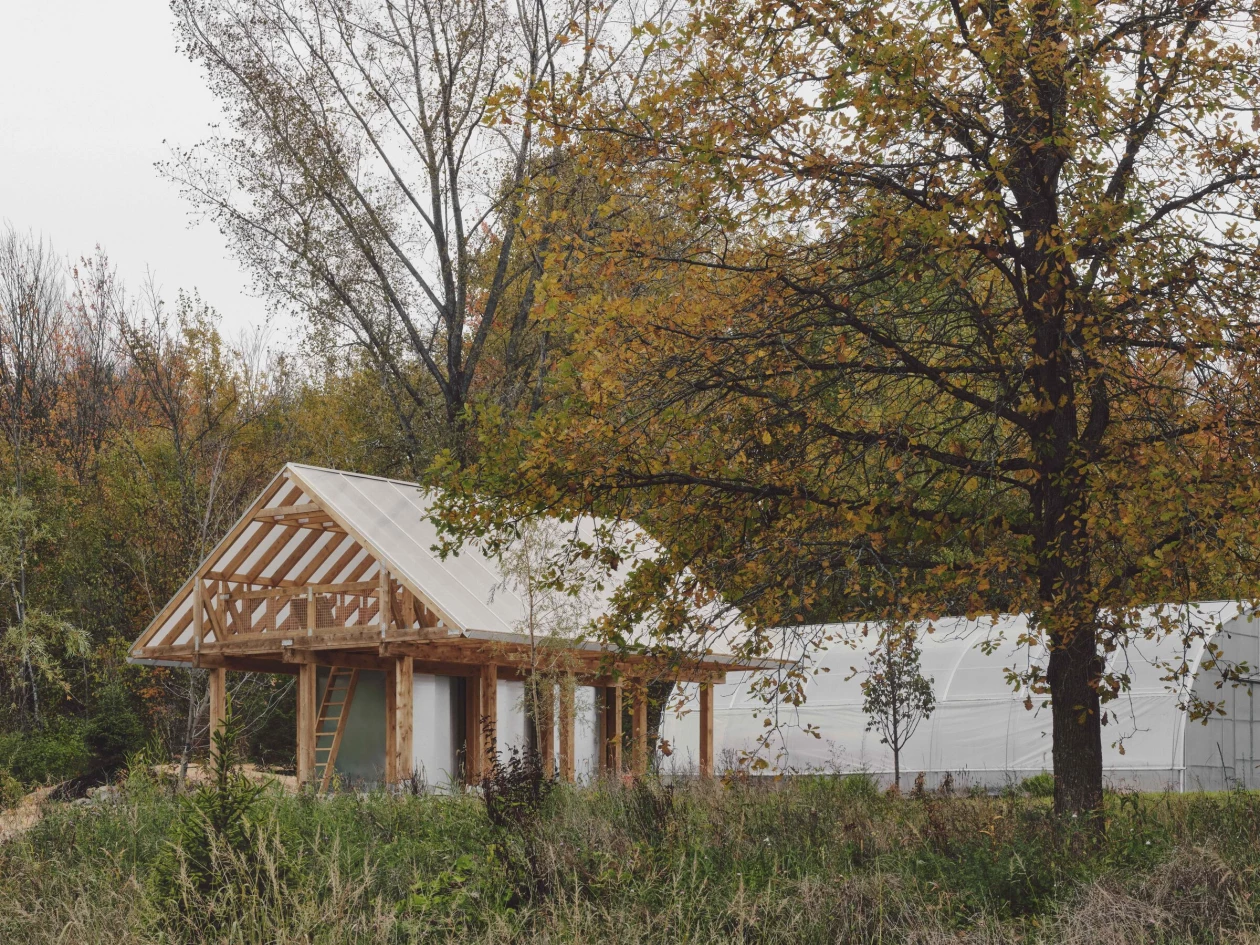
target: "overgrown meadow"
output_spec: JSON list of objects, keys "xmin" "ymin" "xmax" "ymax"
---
[{"xmin": 3, "ymin": 767, "xmax": 1260, "ymax": 944}]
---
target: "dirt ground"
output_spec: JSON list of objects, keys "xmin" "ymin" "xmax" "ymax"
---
[
  {"xmin": 0, "ymin": 785, "xmax": 55, "ymax": 843},
  {"xmin": 0, "ymin": 764, "xmax": 298, "ymax": 844}
]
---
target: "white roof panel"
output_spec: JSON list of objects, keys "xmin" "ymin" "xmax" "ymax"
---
[{"xmin": 286, "ymin": 464, "xmax": 527, "ymax": 634}]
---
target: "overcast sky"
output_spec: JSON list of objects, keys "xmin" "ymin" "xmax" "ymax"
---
[{"xmin": 0, "ymin": 1, "xmax": 282, "ymax": 338}]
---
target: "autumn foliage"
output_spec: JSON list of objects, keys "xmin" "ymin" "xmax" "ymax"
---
[{"xmin": 436, "ymin": 0, "xmax": 1260, "ymax": 816}]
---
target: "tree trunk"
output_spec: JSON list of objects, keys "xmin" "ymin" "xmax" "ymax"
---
[{"xmin": 1047, "ymin": 620, "xmax": 1104, "ymax": 819}]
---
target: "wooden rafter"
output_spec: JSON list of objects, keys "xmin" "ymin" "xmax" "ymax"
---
[
  {"xmin": 130, "ymin": 473, "xmax": 298, "ymax": 652},
  {"xmin": 267, "ymin": 529, "xmax": 324, "ymax": 585},
  {"xmin": 313, "ymin": 540, "xmax": 364, "ymax": 587},
  {"xmin": 283, "ymin": 464, "xmax": 464, "ymax": 637},
  {"xmin": 290, "ymin": 532, "xmax": 349, "ymax": 586},
  {"xmin": 218, "ymin": 522, "xmax": 278, "ymax": 579},
  {"xmin": 241, "ymin": 525, "xmax": 300, "ymax": 584}
]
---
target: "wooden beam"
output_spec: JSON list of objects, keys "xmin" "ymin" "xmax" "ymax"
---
[
  {"xmin": 480, "ymin": 663, "xmax": 498, "ymax": 773},
  {"xmin": 197, "ymin": 654, "xmax": 299, "ymax": 675},
  {"xmin": 465, "ymin": 671, "xmax": 483, "ymax": 784},
  {"xmin": 283, "ymin": 650, "xmax": 384, "ymax": 671},
  {"xmin": 559, "ymin": 675, "xmax": 575, "ymax": 783},
  {"xmin": 378, "ymin": 644, "xmax": 476, "ymax": 673},
  {"xmin": 699, "ymin": 682, "xmax": 714, "ymax": 778},
  {"xmin": 253, "ymin": 502, "xmax": 326, "ymax": 520},
  {"xmin": 297, "ymin": 662, "xmax": 317, "ymax": 787},
  {"xmin": 631, "ymin": 681, "xmax": 647, "ymax": 777},
  {"xmin": 401, "ymin": 587, "xmax": 416, "ymax": 628},
  {"xmin": 208, "ymin": 667, "xmax": 226, "ymax": 761},
  {"xmin": 227, "ymin": 579, "xmax": 378, "ymax": 602},
  {"xmin": 605, "ymin": 683, "xmax": 623, "ymax": 776},
  {"xmin": 193, "ymin": 624, "xmax": 436, "ymax": 657},
  {"xmin": 394, "ymin": 655, "xmax": 414, "ymax": 783},
  {"xmin": 206, "ymin": 585, "xmax": 229, "ymax": 641}
]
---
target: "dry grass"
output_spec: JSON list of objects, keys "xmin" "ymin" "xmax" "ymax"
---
[{"xmin": 2, "ymin": 776, "xmax": 1260, "ymax": 943}]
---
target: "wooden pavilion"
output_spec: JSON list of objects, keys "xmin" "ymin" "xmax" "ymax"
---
[{"xmin": 128, "ymin": 464, "xmax": 764, "ymax": 788}]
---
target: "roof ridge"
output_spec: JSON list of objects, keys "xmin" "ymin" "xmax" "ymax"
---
[{"xmin": 283, "ymin": 462, "xmax": 428, "ymax": 491}]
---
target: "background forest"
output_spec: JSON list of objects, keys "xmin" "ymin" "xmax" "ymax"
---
[{"xmin": 0, "ymin": 226, "xmax": 456, "ymax": 792}]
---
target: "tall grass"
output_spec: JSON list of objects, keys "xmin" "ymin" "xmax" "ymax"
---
[{"xmin": 2, "ymin": 773, "xmax": 1260, "ymax": 943}]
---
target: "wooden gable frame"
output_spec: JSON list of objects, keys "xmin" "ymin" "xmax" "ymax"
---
[{"xmin": 129, "ymin": 465, "xmax": 461, "ymax": 663}]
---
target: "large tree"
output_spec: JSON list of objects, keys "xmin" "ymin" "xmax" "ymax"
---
[
  {"xmin": 166, "ymin": 0, "xmax": 644, "ymax": 464},
  {"xmin": 442, "ymin": 0, "xmax": 1260, "ymax": 816}
]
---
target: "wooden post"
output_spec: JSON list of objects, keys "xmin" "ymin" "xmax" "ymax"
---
[
  {"xmin": 631, "ymin": 680, "xmax": 648, "ymax": 777},
  {"xmin": 480, "ymin": 664, "xmax": 498, "ymax": 772},
  {"xmin": 297, "ymin": 662, "xmax": 316, "ymax": 787},
  {"xmin": 559, "ymin": 675, "xmax": 576, "ymax": 783},
  {"xmin": 208, "ymin": 667, "xmax": 227, "ymax": 761},
  {"xmin": 605, "ymin": 683, "xmax": 623, "ymax": 776},
  {"xmin": 192, "ymin": 579, "xmax": 204, "ymax": 655},
  {"xmin": 699, "ymin": 682, "xmax": 714, "ymax": 778},
  {"xmin": 384, "ymin": 663, "xmax": 397, "ymax": 783},
  {"xmin": 378, "ymin": 564, "xmax": 391, "ymax": 637},
  {"xmin": 465, "ymin": 671, "xmax": 483, "ymax": 784},
  {"xmin": 395, "ymin": 655, "xmax": 414, "ymax": 782},
  {"xmin": 535, "ymin": 676, "xmax": 555, "ymax": 776}
]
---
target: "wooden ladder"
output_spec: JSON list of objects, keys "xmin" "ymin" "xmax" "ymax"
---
[{"xmin": 314, "ymin": 666, "xmax": 359, "ymax": 792}]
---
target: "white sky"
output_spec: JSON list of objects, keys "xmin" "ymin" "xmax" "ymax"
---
[{"xmin": 0, "ymin": 1, "xmax": 283, "ymax": 338}]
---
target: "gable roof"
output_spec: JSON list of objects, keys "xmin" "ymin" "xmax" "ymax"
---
[
  {"xmin": 130, "ymin": 463, "xmax": 566, "ymax": 655},
  {"xmin": 129, "ymin": 463, "xmax": 756, "ymax": 668}
]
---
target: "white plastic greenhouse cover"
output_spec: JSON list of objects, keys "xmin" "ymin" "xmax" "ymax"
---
[{"xmin": 662, "ymin": 601, "xmax": 1260, "ymax": 791}]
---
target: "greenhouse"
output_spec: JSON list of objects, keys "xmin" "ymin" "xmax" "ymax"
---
[{"xmin": 663, "ymin": 602, "xmax": 1260, "ymax": 792}]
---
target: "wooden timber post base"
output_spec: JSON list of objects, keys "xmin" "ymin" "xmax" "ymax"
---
[
  {"xmin": 631, "ymin": 680, "xmax": 648, "ymax": 777},
  {"xmin": 699, "ymin": 682, "xmax": 714, "ymax": 778},
  {"xmin": 297, "ymin": 662, "xmax": 316, "ymax": 787},
  {"xmin": 208, "ymin": 666, "xmax": 226, "ymax": 761},
  {"xmin": 385, "ymin": 655, "xmax": 414, "ymax": 785}
]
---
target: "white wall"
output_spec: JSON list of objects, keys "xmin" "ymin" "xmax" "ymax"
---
[
  {"xmin": 496, "ymin": 678, "xmax": 529, "ymax": 756},
  {"xmin": 656, "ymin": 682, "xmax": 703, "ymax": 777},
  {"xmin": 412, "ymin": 673, "xmax": 460, "ymax": 788}
]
